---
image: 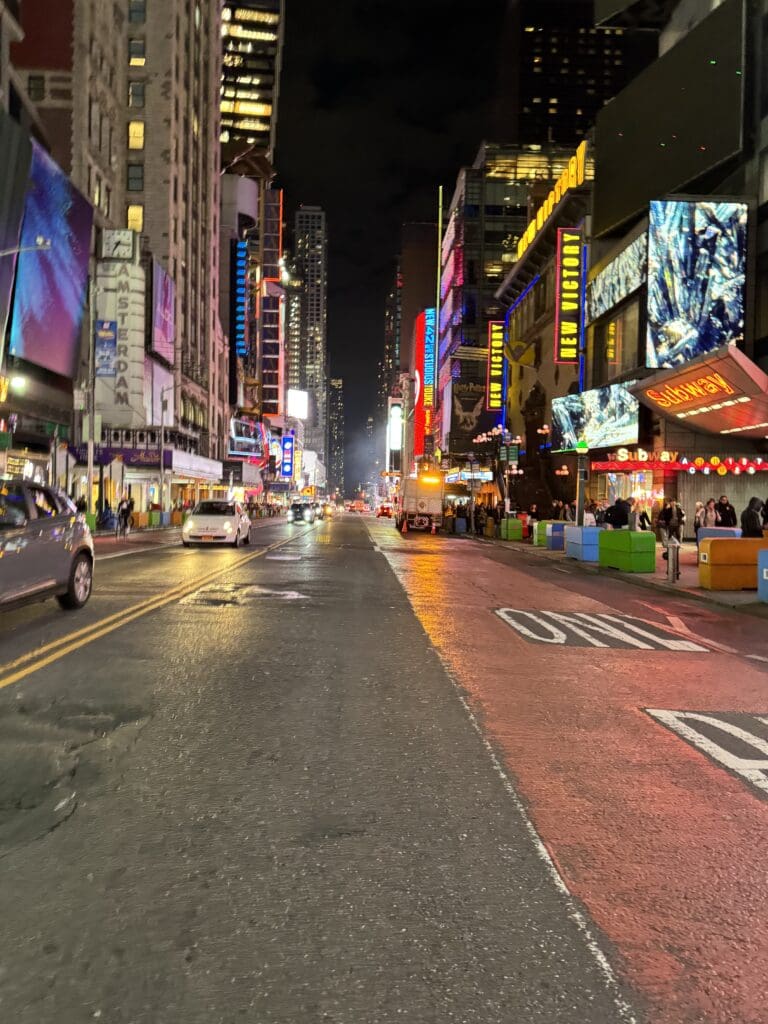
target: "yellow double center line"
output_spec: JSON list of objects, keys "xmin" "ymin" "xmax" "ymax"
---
[{"xmin": 0, "ymin": 529, "xmax": 311, "ymax": 691}]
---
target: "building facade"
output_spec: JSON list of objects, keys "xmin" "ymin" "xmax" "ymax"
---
[
  {"xmin": 328, "ymin": 377, "xmax": 344, "ymax": 497},
  {"xmin": 294, "ymin": 205, "xmax": 328, "ymax": 463},
  {"xmin": 220, "ymin": 0, "xmax": 284, "ymax": 157}
]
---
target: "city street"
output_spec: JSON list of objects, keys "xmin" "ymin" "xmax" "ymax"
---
[{"xmin": 1, "ymin": 514, "xmax": 768, "ymax": 1023}]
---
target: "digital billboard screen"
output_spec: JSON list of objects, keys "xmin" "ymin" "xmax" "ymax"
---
[
  {"xmin": 151, "ymin": 260, "xmax": 175, "ymax": 365},
  {"xmin": 646, "ymin": 200, "xmax": 747, "ymax": 369},
  {"xmin": 0, "ymin": 109, "xmax": 32, "ymax": 366},
  {"xmin": 552, "ymin": 381, "xmax": 639, "ymax": 452},
  {"xmin": 8, "ymin": 141, "xmax": 93, "ymax": 378},
  {"xmin": 587, "ymin": 232, "xmax": 647, "ymax": 324}
]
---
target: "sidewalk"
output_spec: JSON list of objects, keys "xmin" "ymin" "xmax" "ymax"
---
[{"xmin": 472, "ymin": 533, "xmax": 768, "ymax": 618}]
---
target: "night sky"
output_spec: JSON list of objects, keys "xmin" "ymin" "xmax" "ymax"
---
[{"xmin": 277, "ymin": 0, "xmax": 510, "ymax": 489}]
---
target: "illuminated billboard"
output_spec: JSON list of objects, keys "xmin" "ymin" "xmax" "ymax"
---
[
  {"xmin": 412, "ymin": 311, "xmax": 426, "ymax": 457},
  {"xmin": 388, "ymin": 402, "xmax": 403, "ymax": 453},
  {"xmin": 0, "ymin": 109, "xmax": 31, "ymax": 368},
  {"xmin": 286, "ymin": 388, "xmax": 309, "ymax": 420},
  {"xmin": 230, "ymin": 239, "xmax": 249, "ymax": 358},
  {"xmin": 280, "ymin": 434, "xmax": 295, "ymax": 477},
  {"xmin": 554, "ymin": 227, "xmax": 584, "ymax": 364},
  {"xmin": 151, "ymin": 260, "xmax": 175, "ymax": 365},
  {"xmin": 9, "ymin": 141, "xmax": 94, "ymax": 378},
  {"xmin": 552, "ymin": 381, "xmax": 639, "ymax": 452},
  {"xmin": 646, "ymin": 200, "xmax": 747, "ymax": 369},
  {"xmin": 587, "ymin": 232, "xmax": 647, "ymax": 324},
  {"xmin": 486, "ymin": 321, "xmax": 505, "ymax": 412},
  {"xmin": 229, "ymin": 417, "xmax": 266, "ymax": 459}
]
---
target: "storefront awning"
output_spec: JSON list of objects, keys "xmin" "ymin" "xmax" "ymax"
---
[{"xmin": 631, "ymin": 345, "xmax": 768, "ymax": 439}]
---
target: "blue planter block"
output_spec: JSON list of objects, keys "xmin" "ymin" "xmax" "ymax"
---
[
  {"xmin": 697, "ymin": 526, "xmax": 742, "ymax": 543},
  {"xmin": 565, "ymin": 526, "xmax": 601, "ymax": 562},
  {"xmin": 759, "ymin": 550, "xmax": 768, "ymax": 603},
  {"xmin": 546, "ymin": 522, "xmax": 566, "ymax": 551},
  {"xmin": 161, "ymin": 511, "xmax": 171, "ymax": 527},
  {"xmin": 455, "ymin": 517, "xmax": 467, "ymax": 534}
]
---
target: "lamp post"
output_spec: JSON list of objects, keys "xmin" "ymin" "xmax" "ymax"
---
[
  {"xmin": 575, "ymin": 439, "xmax": 589, "ymax": 526},
  {"xmin": 158, "ymin": 384, "xmax": 173, "ymax": 515}
]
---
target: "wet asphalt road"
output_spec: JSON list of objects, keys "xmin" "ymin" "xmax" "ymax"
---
[{"xmin": 0, "ymin": 515, "xmax": 636, "ymax": 1024}]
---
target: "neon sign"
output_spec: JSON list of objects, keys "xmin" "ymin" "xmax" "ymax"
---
[
  {"xmin": 280, "ymin": 435, "xmax": 295, "ymax": 478},
  {"xmin": 516, "ymin": 141, "xmax": 589, "ymax": 263},
  {"xmin": 645, "ymin": 372, "xmax": 738, "ymax": 410},
  {"xmin": 486, "ymin": 321, "xmax": 505, "ymax": 411},
  {"xmin": 554, "ymin": 227, "xmax": 584, "ymax": 364}
]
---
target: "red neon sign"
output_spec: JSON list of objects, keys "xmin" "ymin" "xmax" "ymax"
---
[{"xmin": 412, "ymin": 311, "xmax": 426, "ymax": 458}]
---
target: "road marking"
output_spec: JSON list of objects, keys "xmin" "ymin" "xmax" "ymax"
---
[
  {"xmin": 647, "ymin": 709, "xmax": 768, "ymax": 799},
  {"xmin": 0, "ymin": 530, "xmax": 312, "ymax": 690},
  {"xmin": 496, "ymin": 608, "xmax": 709, "ymax": 651}
]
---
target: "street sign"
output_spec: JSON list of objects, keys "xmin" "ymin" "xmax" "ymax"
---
[{"xmin": 499, "ymin": 444, "xmax": 519, "ymax": 464}]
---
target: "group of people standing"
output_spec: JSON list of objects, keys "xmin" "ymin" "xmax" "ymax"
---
[{"xmin": 693, "ymin": 494, "xmax": 768, "ymax": 538}]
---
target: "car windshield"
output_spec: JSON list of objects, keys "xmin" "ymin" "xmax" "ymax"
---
[
  {"xmin": 291, "ymin": 503, "xmax": 305, "ymax": 512},
  {"xmin": 194, "ymin": 502, "xmax": 236, "ymax": 516}
]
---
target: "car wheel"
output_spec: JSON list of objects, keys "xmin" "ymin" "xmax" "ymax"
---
[
  {"xmin": 232, "ymin": 530, "xmax": 240, "ymax": 547},
  {"xmin": 57, "ymin": 552, "xmax": 93, "ymax": 610},
  {"xmin": 242, "ymin": 528, "xmax": 250, "ymax": 545}
]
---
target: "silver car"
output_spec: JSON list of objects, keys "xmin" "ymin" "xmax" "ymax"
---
[{"xmin": 0, "ymin": 478, "xmax": 95, "ymax": 611}]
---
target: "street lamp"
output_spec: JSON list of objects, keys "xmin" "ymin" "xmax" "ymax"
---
[{"xmin": 0, "ymin": 236, "xmax": 51, "ymax": 260}]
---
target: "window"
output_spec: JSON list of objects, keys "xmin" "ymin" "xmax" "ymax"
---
[
  {"xmin": 27, "ymin": 75, "xmax": 45, "ymax": 101},
  {"xmin": 129, "ymin": 38, "xmax": 146, "ymax": 66},
  {"xmin": 127, "ymin": 204, "xmax": 144, "ymax": 232},
  {"xmin": 128, "ymin": 80, "xmax": 145, "ymax": 108},
  {"xmin": 28, "ymin": 486, "xmax": 60, "ymax": 518},
  {"xmin": 128, "ymin": 0, "xmax": 146, "ymax": 22},
  {"xmin": 127, "ymin": 163, "xmax": 144, "ymax": 191},
  {"xmin": 128, "ymin": 120, "xmax": 145, "ymax": 149}
]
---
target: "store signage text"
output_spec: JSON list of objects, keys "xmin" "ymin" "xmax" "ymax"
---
[
  {"xmin": 516, "ymin": 141, "xmax": 588, "ymax": 262},
  {"xmin": 646, "ymin": 372, "xmax": 737, "ymax": 410},
  {"xmin": 615, "ymin": 448, "xmax": 678, "ymax": 464},
  {"xmin": 486, "ymin": 321, "xmax": 505, "ymax": 411},
  {"xmin": 554, "ymin": 228, "xmax": 584, "ymax": 365}
]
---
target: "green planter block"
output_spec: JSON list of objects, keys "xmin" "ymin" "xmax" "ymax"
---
[
  {"xmin": 149, "ymin": 511, "xmax": 161, "ymax": 527},
  {"xmin": 598, "ymin": 529, "xmax": 655, "ymax": 572},
  {"xmin": 502, "ymin": 518, "xmax": 523, "ymax": 541},
  {"xmin": 535, "ymin": 520, "xmax": 554, "ymax": 546},
  {"xmin": 85, "ymin": 513, "xmax": 97, "ymax": 533}
]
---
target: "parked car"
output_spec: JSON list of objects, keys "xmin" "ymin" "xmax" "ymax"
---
[
  {"xmin": 287, "ymin": 501, "xmax": 315, "ymax": 524},
  {"xmin": 0, "ymin": 478, "xmax": 94, "ymax": 611},
  {"xmin": 376, "ymin": 504, "xmax": 393, "ymax": 518},
  {"xmin": 181, "ymin": 500, "xmax": 250, "ymax": 546}
]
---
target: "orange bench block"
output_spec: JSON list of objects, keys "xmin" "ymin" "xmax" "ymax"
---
[{"xmin": 698, "ymin": 538, "xmax": 768, "ymax": 590}]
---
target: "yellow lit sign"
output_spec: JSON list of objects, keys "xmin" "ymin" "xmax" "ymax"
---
[
  {"xmin": 516, "ymin": 141, "xmax": 589, "ymax": 263},
  {"xmin": 645, "ymin": 372, "xmax": 738, "ymax": 410}
]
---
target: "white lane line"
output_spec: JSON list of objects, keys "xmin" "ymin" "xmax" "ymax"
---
[
  {"xmin": 747, "ymin": 654, "xmax": 768, "ymax": 664},
  {"xmin": 373, "ymin": 536, "xmax": 637, "ymax": 1023}
]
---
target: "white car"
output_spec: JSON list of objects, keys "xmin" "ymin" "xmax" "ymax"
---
[{"xmin": 182, "ymin": 500, "xmax": 250, "ymax": 547}]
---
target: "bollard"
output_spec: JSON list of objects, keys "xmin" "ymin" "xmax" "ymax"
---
[{"xmin": 667, "ymin": 536, "xmax": 680, "ymax": 582}]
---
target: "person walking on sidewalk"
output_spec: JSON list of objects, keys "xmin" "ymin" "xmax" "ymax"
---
[
  {"xmin": 715, "ymin": 494, "xmax": 737, "ymax": 527},
  {"xmin": 741, "ymin": 497, "xmax": 765, "ymax": 538},
  {"xmin": 660, "ymin": 500, "xmax": 685, "ymax": 558}
]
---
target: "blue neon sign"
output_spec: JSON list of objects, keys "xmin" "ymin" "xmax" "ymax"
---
[{"xmin": 280, "ymin": 435, "xmax": 295, "ymax": 478}]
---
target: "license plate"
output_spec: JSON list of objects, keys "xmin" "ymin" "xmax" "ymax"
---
[{"xmin": 201, "ymin": 535, "xmax": 216, "ymax": 541}]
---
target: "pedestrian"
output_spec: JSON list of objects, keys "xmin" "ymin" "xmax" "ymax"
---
[
  {"xmin": 528, "ymin": 503, "xmax": 539, "ymax": 523},
  {"xmin": 701, "ymin": 498, "xmax": 720, "ymax": 529},
  {"xmin": 583, "ymin": 502, "xmax": 597, "ymax": 527},
  {"xmin": 604, "ymin": 495, "xmax": 633, "ymax": 529},
  {"xmin": 715, "ymin": 494, "xmax": 737, "ymax": 527},
  {"xmin": 693, "ymin": 501, "xmax": 704, "ymax": 538},
  {"xmin": 740, "ymin": 497, "xmax": 765, "ymax": 538},
  {"xmin": 659, "ymin": 500, "xmax": 685, "ymax": 557},
  {"xmin": 637, "ymin": 504, "xmax": 652, "ymax": 531},
  {"xmin": 763, "ymin": 499, "xmax": 768, "ymax": 529}
]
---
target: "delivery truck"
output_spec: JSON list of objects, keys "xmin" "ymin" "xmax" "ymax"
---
[{"xmin": 395, "ymin": 472, "xmax": 445, "ymax": 532}]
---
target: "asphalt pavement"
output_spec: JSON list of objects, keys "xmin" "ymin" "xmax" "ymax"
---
[{"xmin": 0, "ymin": 515, "xmax": 638, "ymax": 1024}]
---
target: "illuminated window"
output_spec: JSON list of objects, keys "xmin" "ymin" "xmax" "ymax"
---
[
  {"xmin": 129, "ymin": 38, "xmax": 145, "ymax": 66},
  {"xmin": 128, "ymin": 80, "xmax": 145, "ymax": 107},
  {"xmin": 127, "ymin": 204, "xmax": 144, "ymax": 232},
  {"xmin": 128, "ymin": 120, "xmax": 145, "ymax": 149},
  {"xmin": 234, "ymin": 7, "xmax": 279, "ymax": 23},
  {"xmin": 223, "ymin": 24, "xmax": 277, "ymax": 41}
]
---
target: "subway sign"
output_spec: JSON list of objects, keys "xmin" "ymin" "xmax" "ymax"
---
[
  {"xmin": 554, "ymin": 227, "xmax": 584, "ymax": 365},
  {"xmin": 486, "ymin": 321, "xmax": 505, "ymax": 411}
]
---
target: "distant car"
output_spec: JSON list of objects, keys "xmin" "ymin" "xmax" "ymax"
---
[
  {"xmin": 287, "ymin": 501, "xmax": 315, "ymax": 524},
  {"xmin": 322, "ymin": 503, "xmax": 335, "ymax": 519},
  {"xmin": 0, "ymin": 478, "xmax": 94, "ymax": 611},
  {"xmin": 181, "ymin": 500, "xmax": 250, "ymax": 546},
  {"xmin": 377, "ymin": 504, "xmax": 393, "ymax": 518},
  {"xmin": 314, "ymin": 502, "xmax": 325, "ymax": 520},
  {"xmin": 363, "ymin": 503, "xmax": 372, "ymax": 514}
]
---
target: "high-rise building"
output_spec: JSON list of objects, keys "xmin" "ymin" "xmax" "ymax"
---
[
  {"xmin": 328, "ymin": 377, "xmax": 344, "ymax": 497},
  {"xmin": 11, "ymin": 0, "xmax": 126, "ymax": 229},
  {"xmin": 437, "ymin": 143, "xmax": 591, "ymax": 458},
  {"xmin": 494, "ymin": 0, "xmax": 655, "ymax": 147},
  {"xmin": 0, "ymin": 1, "xmax": 22, "ymax": 115},
  {"xmin": 294, "ymin": 205, "xmax": 328, "ymax": 463},
  {"xmin": 220, "ymin": 0, "xmax": 284, "ymax": 158},
  {"xmin": 284, "ymin": 255, "xmax": 303, "ymax": 392},
  {"xmin": 137, "ymin": 0, "xmax": 229, "ymax": 459}
]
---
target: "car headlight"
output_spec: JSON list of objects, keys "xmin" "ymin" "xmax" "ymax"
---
[
  {"xmin": 224, "ymin": 522, "xmax": 233, "ymax": 532},
  {"xmin": 183, "ymin": 519, "xmax": 194, "ymax": 532}
]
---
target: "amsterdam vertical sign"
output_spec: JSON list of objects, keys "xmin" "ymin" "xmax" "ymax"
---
[{"xmin": 554, "ymin": 227, "xmax": 584, "ymax": 365}]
